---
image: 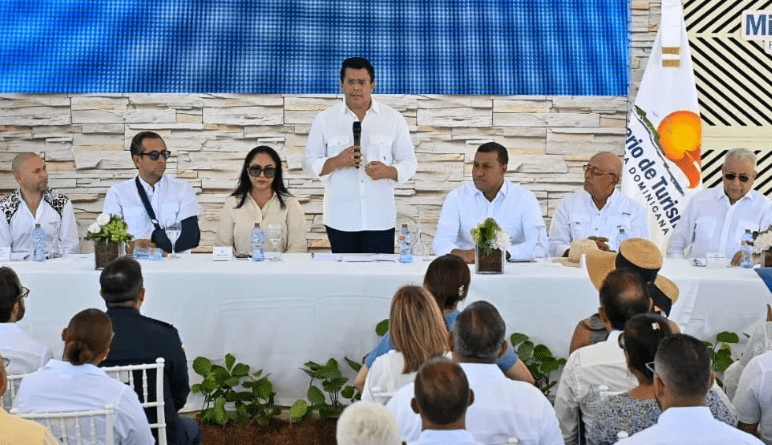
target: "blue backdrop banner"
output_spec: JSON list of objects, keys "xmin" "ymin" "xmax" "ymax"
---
[{"xmin": 0, "ymin": 0, "xmax": 629, "ymax": 95}]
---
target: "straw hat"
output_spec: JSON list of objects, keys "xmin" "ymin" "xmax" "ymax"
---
[
  {"xmin": 585, "ymin": 238, "xmax": 679, "ymax": 315},
  {"xmin": 552, "ymin": 239, "xmax": 600, "ymax": 267}
]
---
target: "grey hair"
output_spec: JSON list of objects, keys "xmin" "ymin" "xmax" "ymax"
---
[
  {"xmin": 11, "ymin": 153, "xmax": 41, "ymax": 174},
  {"xmin": 453, "ymin": 300, "xmax": 506, "ymax": 362},
  {"xmin": 336, "ymin": 402, "xmax": 401, "ymax": 445},
  {"xmin": 724, "ymin": 148, "xmax": 756, "ymax": 169}
]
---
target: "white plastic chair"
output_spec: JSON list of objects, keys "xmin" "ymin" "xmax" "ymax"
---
[
  {"xmin": 2, "ymin": 372, "xmax": 27, "ymax": 410},
  {"xmin": 12, "ymin": 403, "xmax": 116, "ymax": 445},
  {"xmin": 102, "ymin": 357, "xmax": 167, "ymax": 445}
]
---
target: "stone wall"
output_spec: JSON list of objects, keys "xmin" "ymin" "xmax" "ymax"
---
[{"xmin": 0, "ymin": 1, "xmax": 660, "ymax": 252}]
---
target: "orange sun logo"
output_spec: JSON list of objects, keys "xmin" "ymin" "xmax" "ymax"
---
[{"xmin": 656, "ymin": 111, "xmax": 701, "ymax": 189}]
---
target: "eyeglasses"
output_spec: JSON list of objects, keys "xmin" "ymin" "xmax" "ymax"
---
[
  {"xmin": 724, "ymin": 173, "xmax": 750, "ymax": 183},
  {"xmin": 344, "ymin": 79, "xmax": 371, "ymax": 86},
  {"xmin": 248, "ymin": 166, "xmax": 276, "ymax": 178},
  {"xmin": 17, "ymin": 287, "xmax": 29, "ymax": 300},
  {"xmin": 583, "ymin": 164, "xmax": 617, "ymax": 178},
  {"xmin": 645, "ymin": 361, "xmax": 656, "ymax": 376},
  {"xmin": 137, "ymin": 150, "xmax": 171, "ymax": 161},
  {"xmin": 617, "ymin": 332, "xmax": 626, "ymax": 350},
  {"xmin": 1, "ymin": 357, "xmax": 8, "ymax": 368}
]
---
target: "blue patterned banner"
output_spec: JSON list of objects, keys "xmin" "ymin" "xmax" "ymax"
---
[{"xmin": 0, "ymin": 0, "xmax": 629, "ymax": 95}]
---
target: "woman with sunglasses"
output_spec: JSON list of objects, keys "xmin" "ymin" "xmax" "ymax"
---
[
  {"xmin": 588, "ymin": 313, "xmax": 736, "ymax": 445},
  {"xmin": 215, "ymin": 146, "xmax": 307, "ymax": 254}
]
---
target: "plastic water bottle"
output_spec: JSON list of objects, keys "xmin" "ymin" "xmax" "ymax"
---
[
  {"xmin": 741, "ymin": 229, "xmax": 754, "ymax": 269},
  {"xmin": 616, "ymin": 227, "xmax": 628, "ymax": 251},
  {"xmin": 32, "ymin": 223, "xmax": 46, "ymax": 262},
  {"xmin": 399, "ymin": 235, "xmax": 413, "ymax": 263},
  {"xmin": 133, "ymin": 246, "xmax": 164, "ymax": 261},
  {"xmin": 400, "ymin": 223, "xmax": 412, "ymax": 250},
  {"xmin": 251, "ymin": 223, "xmax": 265, "ymax": 262}
]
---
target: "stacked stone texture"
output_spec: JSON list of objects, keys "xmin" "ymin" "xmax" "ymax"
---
[{"xmin": 0, "ymin": 2, "xmax": 658, "ymax": 252}]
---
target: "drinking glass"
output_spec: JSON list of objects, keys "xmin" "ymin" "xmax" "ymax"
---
[
  {"xmin": 413, "ymin": 222, "xmax": 431, "ymax": 261},
  {"xmin": 165, "ymin": 220, "xmax": 182, "ymax": 259},
  {"xmin": 265, "ymin": 223, "xmax": 283, "ymax": 261}
]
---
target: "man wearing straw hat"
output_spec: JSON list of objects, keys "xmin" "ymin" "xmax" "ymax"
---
[
  {"xmin": 555, "ymin": 238, "xmax": 679, "ymax": 445},
  {"xmin": 549, "ymin": 151, "xmax": 647, "ymax": 258}
]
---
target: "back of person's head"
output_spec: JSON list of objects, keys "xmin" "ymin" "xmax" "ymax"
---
[
  {"xmin": 336, "ymin": 401, "xmax": 400, "ymax": 445},
  {"xmin": 423, "ymin": 254, "xmax": 470, "ymax": 309},
  {"xmin": 476, "ymin": 142, "xmax": 508, "ymax": 165},
  {"xmin": 453, "ymin": 300, "xmax": 506, "ymax": 362},
  {"xmin": 0, "ymin": 267, "xmax": 24, "ymax": 322},
  {"xmin": 390, "ymin": 286, "xmax": 448, "ymax": 373},
  {"xmin": 654, "ymin": 333, "xmax": 712, "ymax": 399},
  {"xmin": 622, "ymin": 313, "xmax": 673, "ymax": 384},
  {"xmin": 340, "ymin": 57, "xmax": 376, "ymax": 83},
  {"xmin": 413, "ymin": 356, "xmax": 470, "ymax": 426},
  {"xmin": 599, "ymin": 267, "xmax": 649, "ymax": 331},
  {"xmin": 62, "ymin": 309, "xmax": 113, "ymax": 366},
  {"xmin": 100, "ymin": 256, "xmax": 144, "ymax": 305}
]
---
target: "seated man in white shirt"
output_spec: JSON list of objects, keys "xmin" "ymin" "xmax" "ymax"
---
[
  {"xmin": 0, "ymin": 266, "xmax": 52, "ymax": 377},
  {"xmin": 0, "ymin": 153, "xmax": 79, "ymax": 255},
  {"xmin": 103, "ymin": 132, "xmax": 200, "ymax": 254},
  {"xmin": 433, "ymin": 142, "xmax": 547, "ymax": 263},
  {"xmin": 624, "ymin": 334, "xmax": 763, "ymax": 445},
  {"xmin": 408, "ymin": 356, "xmax": 483, "ymax": 445},
  {"xmin": 734, "ymin": 350, "xmax": 772, "ymax": 444},
  {"xmin": 387, "ymin": 301, "xmax": 563, "ymax": 444},
  {"xmin": 554, "ymin": 267, "xmax": 650, "ymax": 445},
  {"xmin": 549, "ymin": 151, "xmax": 647, "ymax": 256},
  {"xmin": 667, "ymin": 148, "xmax": 772, "ymax": 263},
  {"xmin": 336, "ymin": 402, "xmax": 401, "ymax": 445}
]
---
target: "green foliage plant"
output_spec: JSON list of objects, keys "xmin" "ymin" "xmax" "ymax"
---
[
  {"xmin": 510, "ymin": 333, "xmax": 566, "ymax": 396},
  {"xmin": 191, "ymin": 354, "xmax": 280, "ymax": 426},
  {"xmin": 471, "ymin": 218, "xmax": 505, "ymax": 255},
  {"xmin": 702, "ymin": 331, "xmax": 739, "ymax": 387},
  {"xmin": 296, "ymin": 358, "xmax": 360, "ymax": 419}
]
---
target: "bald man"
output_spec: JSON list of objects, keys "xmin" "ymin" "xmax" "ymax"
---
[
  {"xmin": 549, "ymin": 152, "xmax": 647, "ymax": 257},
  {"xmin": 0, "ymin": 153, "xmax": 79, "ymax": 255}
]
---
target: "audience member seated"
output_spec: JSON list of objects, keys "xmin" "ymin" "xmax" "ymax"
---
[
  {"xmin": 387, "ymin": 301, "xmax": 562, "ymax": 444},
  {"xmin": 99, "ymin": 256, "xmax": 200, "ymax": 445},
  {"xmin": 734, "ymin": 349, "xmax": 772, "ymax": 444},
  {"xmin": 362, "ymin": 286, "xmax": 449, "ymax": 403},
  {"xmin": 13, "ymin": 308, "xmax": 154, "ymax": 445},
  {"xmin": 554, "ymin": 267, "xmax": 651, "ymax": 445},
  {"xmin": 355, "ymin": 255, "xmax": 533, "ymax": 392},
  {"xmin": 0, "ymin": 266, "xmax": 52, "ymax": 376},
  {"xmin": 0, "ymin": 152, "xmax": 79, "ymax": 255},
  {"xmin": 622, "ymin": 334, "xmax": 762, "ymax": 444},
  {"xmin": 409, "ymin": 356, "xmax": 483, "ymax": 445},
  {"xmin": 0, "ymin": 351, "xmax": 60, "ymax": 445},
  {"xmin": 336, "ymin": 401, "xmax": 401, "ymax": 445},
  {"xmin": 215, "ymin": 145, "xmax": 307, "ymax": 254},
  {"xmin": 569, "ymin": 238, "xmax": 679, "ymax": 354},
  {"xmin": 103, "ymin": 131, "xmax": 200, "ymax": 254},
  {"xmin": 588, "ymin": 313, "xmax": 737, "ymax": 445},
  {"xmin": 724, "ymin": 305, "xmax": 772, "ymax": 400}
]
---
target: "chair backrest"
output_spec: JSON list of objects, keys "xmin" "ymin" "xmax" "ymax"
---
[
  {"xmin": 102, "ymin": 357, "xmax": 167, "ymax": 445},
  {"xmin": 12, "ymin": 403, "xmax": 116, "ymax": 445},
  {"xmin": 2, "ymin": 372, "xmax": 27, "ymax": 411}
]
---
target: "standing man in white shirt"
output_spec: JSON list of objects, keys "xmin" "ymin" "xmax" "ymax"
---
[
  {"xmin": 103, "ymin": 132, "xmax": 200, "ymax": 254},
  {"xmin": 433, "ymin": 142, "xmax": 546, "ymax": 262},
  {"xmin": 0, "ymin": 153, "xmax": 79, "ymax": 254},
  {"xmin": 303, "ymin": 57, "xmax": 417, "ymax": 253},
  {"xmin": 549, "ymin": 151, "xmax": 647, "ymax": 257},
  {"xmin": 667, "ymin": 148, "xmax": 772, "ymax": 262},
  {"xmin": 623, "ymin": 333, "xmax": 763, "ymax": 445}
]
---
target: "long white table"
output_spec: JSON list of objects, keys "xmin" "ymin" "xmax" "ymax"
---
[{"xmin": 9, "ymin": 254, "xmax": 772, "ymax": 406}]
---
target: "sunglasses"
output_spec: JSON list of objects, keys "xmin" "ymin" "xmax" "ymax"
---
[
  {"xmin": 18, "ymin": 287, "xmax": 29, "ymax": 300},
  {"xmin": 137, "ymin": 150, "xmax": 171, "ymax": 161},
  {"xmin": 248, "ymin": 166, "xmax": 276, "ymax": 178},
  {"xmin": 724, "ymin": 173, "xmax": 750, "ymax": 183}
]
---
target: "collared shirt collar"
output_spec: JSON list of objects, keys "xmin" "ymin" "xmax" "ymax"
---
[
  {"xmin": 605, "ymin": 329, "xmax": 622, "ymax": 343},
  {"xmin": 45, "ymin": 358, "xmax": 107, "ymax": 377},
  {"xmin": 137, "ymin": 174, "xmax": 164, "ymax": 193},
  {"xmin": 657, "ymin": 405, "xmax": 713, "ymax": 424},
  {"xmin": 341, "ymin": 98, "xmax": 379, "ymax": 117},
  {"xmin": 719, "ymin": 187, "xmax": 752, "ymax": 205},
  {"xmin": 473, "ymin": 179, "xmax": 510, "ymax": 201}
]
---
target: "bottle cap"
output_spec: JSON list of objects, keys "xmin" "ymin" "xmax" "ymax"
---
[
  {"xmin": 254, "ymin": 222, "xmax": 260, "ymax": 227},
  {"xmin": 399, "ymin": 235, "xmax": 405, "ymax": 240}
]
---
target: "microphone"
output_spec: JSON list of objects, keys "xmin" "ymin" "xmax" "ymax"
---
[{"xmin": 352, "ymin": 121, "xmax": 362, "ymax": 168}]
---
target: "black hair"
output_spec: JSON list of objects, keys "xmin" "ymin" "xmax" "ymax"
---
[
  {"xmin": 655, "ymin": 333, "xmax": 712, "ymax": 398},
  {"xmin": 231, "ymin": 146, "xmax": 291, "ymax": 209},
  {"xmin": 599, "ymin": 268, "xmax": 649, "ymax": 331},
  {"xmin": 414, "ymin": 356, "xmax": 470, "ymax": 425},
  {"xmin": 622, "ymin": 313, "xmax": 673, "ymax": 383},
  {"xmin": 0, "ymin": 267, "xmax": 23, "ymax": 323},
  {"xmin": 423, "ymin": 254, "xmax": 470, "ymax": 309},
  {"xmin": 340, "ymin": 57, "xmax": 375, "ymax": 83},
  {"xmin": 453, "ymin": 301, "xmax": 506, "ymax": 362},
  {"xmin": 129, "ymin": 131, "xmax": 164, "ymax": 157},
  {"xmin": 100, "ymin": 256, "xmax": 144, "ymax": 304},
  {"xmin": 476, "ymin": 142, "xmax": 508, "ymax": 165}
]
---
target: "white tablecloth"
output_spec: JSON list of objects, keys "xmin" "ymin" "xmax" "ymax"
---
[{"xmin": 8, "ymin": 254, "xmax": 771, "ymax": 406}]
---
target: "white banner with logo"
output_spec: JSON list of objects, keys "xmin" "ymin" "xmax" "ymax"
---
[{"xmin": 621, "ymin": 0, "xmax": 702, "ymax": 251}]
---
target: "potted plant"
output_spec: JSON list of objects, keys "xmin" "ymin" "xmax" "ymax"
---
[
  {"xmin": 753, "ymin": 225, "xmax": 772, "ymax": 267},
  {"xmin": 470, "ymin": 218, "xmax": 509, "ymax": 274},
  {"xmin": 86, "ymin": 213, "xmax": 132, "ymax": 269}
]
